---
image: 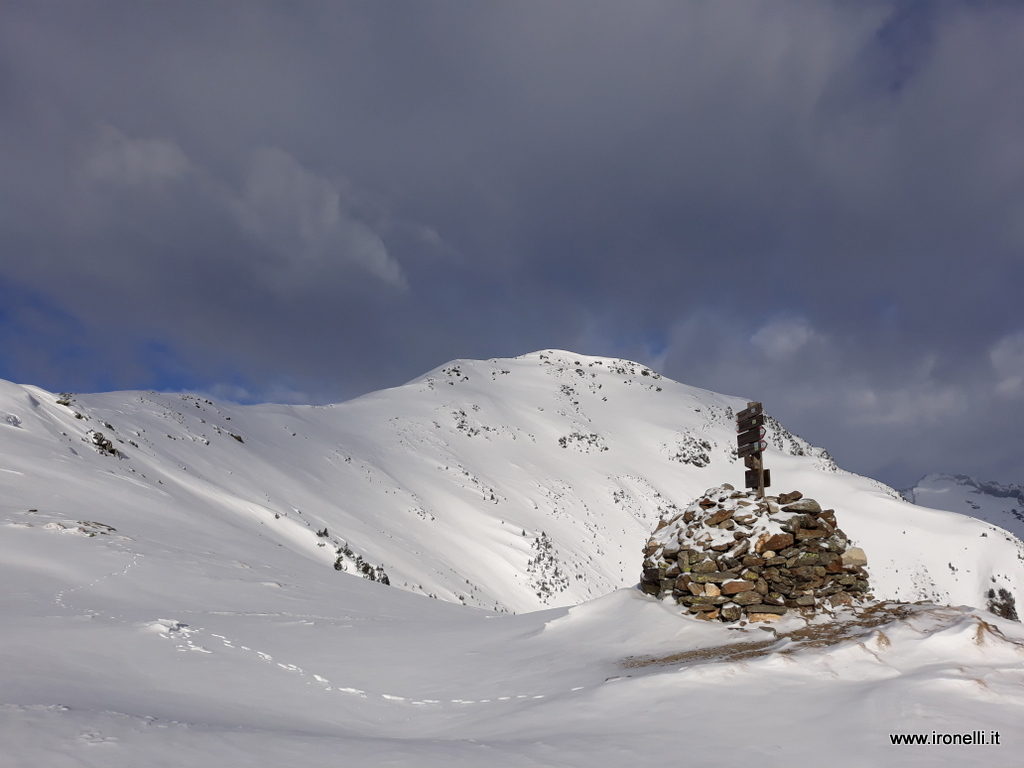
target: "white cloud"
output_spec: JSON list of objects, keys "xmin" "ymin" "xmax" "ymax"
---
[
  {"xmin": 234, "ymin": 148, "xmax": 405, "ymax": 288},
  {"xmin": 199, "ymin": 381, "xmax": 312, "ymax": 405},
  {"xmin": 81, "ymin": 132, "xmax": 405, "ymax": 289},
  {"xmin": 750, "ymin": 317, "xmax": 818, "ymax": 359},
  {"xmin": 85, "ymin": 125, "xmax": 193, "ymax": 186},
  {"xmin": 844, "ymin": 382, "xmax": 967, "ymax": 426},
  {"xmin": 990, "ymin": 330, "xmax": 1024, "ymax": 397}
]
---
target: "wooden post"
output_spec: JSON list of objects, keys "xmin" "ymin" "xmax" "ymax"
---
[
  {"xmin": 748, "ymin": 402, "xmax": 765, "ymax": 499},
  {"xmin": 737, "ymin": 401, "xmax": 769, "ymax": 498}
]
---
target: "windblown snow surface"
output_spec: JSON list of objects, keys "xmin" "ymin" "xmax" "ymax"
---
[{"xmin": 2, "ymin": 350, "xmax": 1023, "ymax": 766}]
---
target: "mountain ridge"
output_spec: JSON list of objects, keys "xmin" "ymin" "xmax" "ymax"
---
[
  {"xmin": 902, "ymin": 472, "xmax": 1024, "ymax": 541},
  {"xmin": 1, "ymin": 349, "xmax": 1021, "ymax": 615}
]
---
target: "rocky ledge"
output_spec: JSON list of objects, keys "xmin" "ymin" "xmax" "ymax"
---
[{"xmin": 639, "ymin": 484, "xmax": 870, "ymax": 623}]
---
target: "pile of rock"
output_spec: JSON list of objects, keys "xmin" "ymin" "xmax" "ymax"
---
[{"xmin": 639, "ymin": 484, "xmax": 870, "ymax": 622}]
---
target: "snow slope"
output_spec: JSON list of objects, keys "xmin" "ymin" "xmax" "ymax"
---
[
  {"xmin": 904, "ymin": 473, "xmax": 1024, "ymax": 541},
  {"xmin": 2, "ymin": 350, "xmax": 1024, "ymax": 766},
  {"xmin": 2, "ymin": 503, "xmax": 1023, "ymax": 767},
  {"xmin": 1, "ymin": 350, "xmax": 1022, "ymax": 614}
]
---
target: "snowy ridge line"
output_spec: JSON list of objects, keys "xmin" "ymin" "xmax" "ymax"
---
[
  {"xmin": 4, "ymin": 353, "xmax": 1023, "ymax": 614},
  {"xmin": 2, "ymin": 352, "xmax": 872, "ymax": 614}
]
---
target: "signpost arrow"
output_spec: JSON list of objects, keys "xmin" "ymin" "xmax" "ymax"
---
[
  {"xmin": 737, "ymin": 426, "xmax": 767, "ymax": 447},
  {"xmin": 737, "ymin": 414, "xmax": 764, "ymax": 432},
  {"xmin": 737, "ymin": 440, "xmax": 767, "ymax": 458},
  {"xmin": 736, "ymin": 403, "xmax": 763, "ymax": 422}
]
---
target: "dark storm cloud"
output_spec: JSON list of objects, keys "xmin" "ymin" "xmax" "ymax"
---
[{"xmin": 1, "ymin": 1, "xmax": 1022, "ymax": 487}]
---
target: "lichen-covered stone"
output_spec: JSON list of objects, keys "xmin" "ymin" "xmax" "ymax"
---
[
  {"xmin": 782, "ymin": 498, "xmax": 822, "ymax": 514},
  {"xmin": 732, "ymin": 591, "xmax": 762, "ymax": 606},
  {"xmin": 841, "ymin": 547, "xmax": 868, "ymax": 567}
]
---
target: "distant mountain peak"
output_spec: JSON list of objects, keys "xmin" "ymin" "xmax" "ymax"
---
[{"xmin": 902, "ymin": 473, "xmax": 1024, "ymax": 540}]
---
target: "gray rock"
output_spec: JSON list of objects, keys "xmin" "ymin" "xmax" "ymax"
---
[
  {"xmin": 782, "ymin": 499, "xmax": 822, "ymax": 514},
  {"xmin": 828, "ymin": 591, "xmax": 854, "ymax": 607},
  {"xmin": 721, "ymin": 580, "xmax": 753, "ymax": 595},
  {"xmin": 642, "ymin": 567, "xmax": 661, "ymax": 583},
  {"xmin": 705, "ymin": 508, "xmax": 734, "ymax": 526},
  {"xmin": 690, "ymin": 571, "xmax": 734, "ymax": 584},
  {"xmin": 745, "ymin": 603, "xmax": 788, "ymax": 615},
  {"xmin": 679, "ymin": 595, "xmax": 728, "ymax": 607},
  {"xmin": 720, "ymin": 604, "xmax": 743, "ymax": 622},
  {"xmin": 795, "ymin": 528, "xmax": 828, "ymax": 541},
  {"xmin": 755, "ymin": 532, "xmax": 794, "ymax": 553},
  {"xmin": 841, "ymin": 547, "xmax": 868, "ymax": 567},
  {"xmin": 732, "ymin": 591, "xmax": 762, "ymax": 605}
]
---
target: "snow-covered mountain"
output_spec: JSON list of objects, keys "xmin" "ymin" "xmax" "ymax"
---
[
  {"xmin": 903, "ymin": 473, "xmax": 1024, "ymax": 541},
  {"xmin": 2, "ymin": 350, "xmax": 1022, "ymax": 614},
  {"xmin": 3, "ymin": 350, "xmax": 1024, "ymax": 766}
]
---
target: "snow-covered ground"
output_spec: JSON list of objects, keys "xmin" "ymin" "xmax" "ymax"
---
[
  {"xmin": 904, "ymin": 473, "xmax": 1024, "ymax": 541},
  {"xmin": 2, "ymin": 350, "xmax": 1023, "ymax": 766}
]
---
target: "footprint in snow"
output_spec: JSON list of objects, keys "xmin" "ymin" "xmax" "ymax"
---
[
  {"xmin": 79, "ymin": 731, "xmax": 118, "ymax": 746},
  {"xmin": 336, "ymin": 687, "xmax": 366, "ymax": 697}
]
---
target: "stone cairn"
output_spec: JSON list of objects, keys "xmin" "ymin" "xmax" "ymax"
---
[{"xmin": 639, "ymin": 484, "xmax": 870, "ymax": 622}]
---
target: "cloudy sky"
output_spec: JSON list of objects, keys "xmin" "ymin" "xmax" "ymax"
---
[{"xmin": 2, "ymin": 1, "xmax": 1022, "ymax": 488}]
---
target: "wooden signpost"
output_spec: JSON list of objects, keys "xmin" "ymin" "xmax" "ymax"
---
[{"xmin": 736, "ymin": 401, "xmax": 769, "ymax": 498}]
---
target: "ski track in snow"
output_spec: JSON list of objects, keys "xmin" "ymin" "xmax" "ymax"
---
[
  {"xmin": 159, "ymin": 622, "xmax": 592, "ymax": 707},
  {"xmin": 46, "ymin": 537, "xmax": 595, "ymax": 708}
]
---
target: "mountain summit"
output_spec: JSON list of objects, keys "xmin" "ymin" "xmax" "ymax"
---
[{"xmin": 1, "ymin": 350, "xmax": 1020, "ymax": 614}]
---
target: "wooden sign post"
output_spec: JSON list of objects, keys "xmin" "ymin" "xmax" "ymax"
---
[{"xmin": 736, "ymin": 401, "xmax": 769, "ymax": 498}]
